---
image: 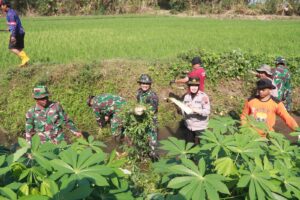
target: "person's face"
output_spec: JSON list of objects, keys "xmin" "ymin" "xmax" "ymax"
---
[
  {"xmin": 192, "ymin": 63, "xmax": 201, "ymax": 69},
  {"xmin": 35, "ymin": 97, "xmax": 49, "ymax": 108},
  {"xmin": 257, "ymin": 72, "xmax": 267, "ymax": 79},
  {"xmin": 189, "ymin": 85, "xmax": 199, "ymax": 94},
  {"xmin": 1, "ymin": 4, "xmax": 8, "ymax": 12},
  {"xmin": 258, "ymin": 88, "xmax": 271, "ymax": 98},
  {"xmin": 140, "ymin": 83, "xmax": 151, "ymax": 92}
]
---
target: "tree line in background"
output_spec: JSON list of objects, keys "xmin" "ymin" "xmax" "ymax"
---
[{"xmin": 9, "ymin": 0, "xmax": 300, "ymax": 16}]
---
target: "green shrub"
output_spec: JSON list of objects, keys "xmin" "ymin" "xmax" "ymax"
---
[
  {"xmin": 0, "ymin": 135, "xmax": 134, "ymax": 199},
  {"xmin": 153, "ymin": 117, "xmax": 300, "ymax": 199},
  {"xmin": 174, "ymin": 48, "xmax": 300, "ymax": 86},
  {"xmin": 167, "ymin": 0, "xmax": 189, "ymax": 12}
]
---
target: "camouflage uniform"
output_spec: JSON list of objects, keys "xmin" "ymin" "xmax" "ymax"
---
[
  {"xmin": 90, "ymin": 94, "xmax": 126, "ymax": 135},
  {"xmin": 273, "ymin": 65, "xmax": 292, "ymax": 111},
  {"xmin": 136, "ymin": 74, "xmax": 159, "ymax": 159},
  {"xmin": 136, "ymin": 88, "xmax": 159, "ymax": 142},
  {"xmin": 25, "ymin": 102, "xmax": 79, "ymax": 144}
]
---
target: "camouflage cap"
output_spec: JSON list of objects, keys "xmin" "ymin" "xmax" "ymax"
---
[
  {"xmin": 32, "ymin": 86, "xmax": 50, "ymax": 99},
  {"xmin": 275, "ymin": 56, "xmax": 286, "ymax": 65},
  {"xmin": 137, "ymin": 74, "xmax": 152, "ymax": 84},
  {"xmin": 187, "ymin": 77, "xmax": 200, "ymax": 85}
]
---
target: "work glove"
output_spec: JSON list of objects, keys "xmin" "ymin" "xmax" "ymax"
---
[
  {"xmin": 169, "ymin": 80, "xmax": 175, "ymax": 86},
  {"xmin": 134, "ymin": 105, "xmax": 146, "ymax": 116}
]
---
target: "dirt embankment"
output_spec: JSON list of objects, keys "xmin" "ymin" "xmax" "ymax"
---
[{"xmin": 0, "ymin": 128, "xmax": 9, "ymax": 146}]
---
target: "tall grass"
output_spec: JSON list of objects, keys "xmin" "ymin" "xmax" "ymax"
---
[{"xmin": 0, "ymin": 15, "xmax": 300, "ymax": 69}]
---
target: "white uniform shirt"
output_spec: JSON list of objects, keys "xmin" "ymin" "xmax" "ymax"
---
[{"xmin": 182, "ymin": 91, "xmax": 210, "ymax": 131}]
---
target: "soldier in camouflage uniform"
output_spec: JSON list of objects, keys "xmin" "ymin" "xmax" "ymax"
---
[
  {"xmin": 87, "ymin": 94, "xmax": 126, "ymax": 136},
  {"xmin": 25, "ymin": 86, "xmax": 82, "ymax": 144},
  {"xmin": 273, "ymin": 57, "xmax": 292, "ymax": 111},
  {"xmin": 136, "ymin": 74, "xmax": 159, "ymax": 160}
]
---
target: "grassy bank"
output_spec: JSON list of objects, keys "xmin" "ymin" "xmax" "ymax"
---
[
  {"xmin": 1, "ymin": 15, "xmax": 300, "ymax": 143},
  {"xmin": 1, "ymin": 51, "xmax": 300, "ymax": 143},
  {"xmin": 1, "ymin": 15, "xmax": 300, "ymax": 68}
]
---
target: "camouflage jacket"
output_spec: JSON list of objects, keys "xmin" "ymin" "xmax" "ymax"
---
[
  {"xmin": 25, "ymin": 102, "xmax": 78, "ymax": 143},
  {"xmin": 91, "ymin": 94, "xmax": 126, "ymax": 127},
  {"xmin": 273, "ymin": 65, "xmax": 292, "ymax": 101},
  {"xmin": 136, "ymin": 89, "xmax": 159, "ymax": 113}
]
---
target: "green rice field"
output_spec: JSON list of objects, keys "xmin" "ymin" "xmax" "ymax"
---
[{"xmin": 0, "ymin": 15, "xmax": 300, "ymax": 68}]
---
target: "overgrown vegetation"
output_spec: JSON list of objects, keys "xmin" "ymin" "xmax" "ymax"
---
[
  {"xmin": 152, "ymin": 117, "xmax": 300, "ymax": 199},
  {"xmin": 120, "ymin": 103, "xmax": 156, "ymax": 160},
  {"xmin": 0, "ymin": 135, "xmax": 135, "ymax": 199},
  {"xmin": 1, "ymin": 48, "xmax": 299, "ymax": 142},
  {"xmin": 0, "ymin": 117, "xmax": 299, "ymax": 199},
  {"xmin": 0, "ymin": 13, "xmax": 299, "ymax": 199},
  {"xmin": 7, "ymin": 0, "xmax": 300, "ymax": 16}
]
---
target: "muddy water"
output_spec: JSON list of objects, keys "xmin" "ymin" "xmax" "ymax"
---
[
  {"xmin": 274, "ymin": 112, "xmax": 300, "ymax": 143},
  {"xmin": 2, "ymin": 112, "xmax": 299, "ymax": 153},
  {"xmin": 102, "ymin": 120, "xmax": 189, "ymax": 154},
  {"xmin": 103, "ymin": 112, "xmax": 300, "ymax": 153}
]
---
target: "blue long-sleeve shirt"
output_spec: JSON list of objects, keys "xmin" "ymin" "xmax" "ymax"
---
[{"xmin": 6, "ymin": 8, "xmax": 25, "ymax": 37}]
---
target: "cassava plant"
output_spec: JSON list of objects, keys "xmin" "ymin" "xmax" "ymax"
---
[
  {"xmin": 153, "ymin": 116, "xmax": 300, "ymax": 200},
  {"xmin": 0, "ymin": 135, "xmax": 135, "ymax": 199}
]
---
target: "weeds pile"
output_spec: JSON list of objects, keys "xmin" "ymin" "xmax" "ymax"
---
[{"xmin": 120, "ymin": 103, "xmax": 156, "ymax": 161}]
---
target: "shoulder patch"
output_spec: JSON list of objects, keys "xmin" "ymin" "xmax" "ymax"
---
[{"xmin": 202, "ymin": 96, "xmax": 209, "ymax": 104}]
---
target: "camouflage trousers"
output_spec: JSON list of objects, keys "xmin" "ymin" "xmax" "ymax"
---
[
  {"xmin": 28, "ymin": 132, "xmax": 65, "ymax": 144},
  {"xmin": 110, "ymin": 114, "xmax": 123, "ymax": 136},
  {"xmin": 283, "ymin": 96, "xmax": 292, "ymax": 112},
  {"xmin": 148, "ymin": 116, "xmax": 158, "ymax": 158}
]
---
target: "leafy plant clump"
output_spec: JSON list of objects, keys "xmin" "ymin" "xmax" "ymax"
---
[
  {"xmin": 120, "ymin": 103, "xmax": 156, "ymax": 161},
  {"xmin": 153, "ymin": 117, "xmax": 300, "ymax": 200},
  {"xmin": 0, "ymin": 135, "xmax": 135, "ymax": 199}
]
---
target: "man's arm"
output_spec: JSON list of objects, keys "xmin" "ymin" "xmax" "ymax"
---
[
  {"xmin": 92, "ymin": 107, "xmax": 106, "ymax": 128},
  {"xmin": 199, "ymin": 70, "xmax": 206, "ymax": 91},
  {"xmin": 276, "ymin": 102, "xmax": 298, "ymax": 130},
  {"xmin": 240, "ymin": 101, "xmax": 250, "ymax": 125},
  {"xmin": 25, "ymin": 110, "xmax": 35, "ymax": 142},
  {"xmin": 6, "ymin": 12, "xmax": 17, "ymax": 37},
  {"xmin": 175, "ymin": 76, "xmax": 189, "ymax": 84},
  {"xmin": 191, "ymin": 95, "xmax": 210, "ymax": 116},
  {"xmin": 147, "ymin": 94, "xmax": 159, "ymax": 113}
]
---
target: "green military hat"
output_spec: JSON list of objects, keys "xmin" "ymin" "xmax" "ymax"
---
[
  {"xmin": 32, "ymin": 85, "xmax": 50, "ymax": 99},
  {"xmin": 137, "ymin": 74, "xmax": 152, "ymax": 84},
  {"xmin": 187, "ymin": 77, "xmax": 200, "ymax": 85},
  {"xmin": 275, "ymin": 56, "xmax": 286, "ymax": 65}
]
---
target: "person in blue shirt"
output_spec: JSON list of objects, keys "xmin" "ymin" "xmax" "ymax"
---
[{"xmin": 1, "ymin": 0, "xmax": 29, "ymax": 67}]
